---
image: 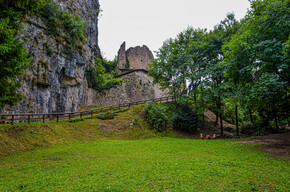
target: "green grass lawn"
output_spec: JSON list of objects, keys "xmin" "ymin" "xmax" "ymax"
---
[{"xmin": 0, "ymin": 138, "xmax": 289, "ymax": 192}]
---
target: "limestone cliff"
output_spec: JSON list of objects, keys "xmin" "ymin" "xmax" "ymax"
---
[{"xmin": 2, "ymin": 0, "xmax": 100, "ymax": 114}]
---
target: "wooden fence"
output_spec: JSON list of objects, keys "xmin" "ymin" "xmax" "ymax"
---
[{"xmin": 0, "ymin": 96, "xmax": 175, "ymax": 125}]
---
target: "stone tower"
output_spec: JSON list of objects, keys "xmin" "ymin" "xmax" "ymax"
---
[{"xmin": 117, "ymin": 41, "xmax": 154, "ymax": 72}]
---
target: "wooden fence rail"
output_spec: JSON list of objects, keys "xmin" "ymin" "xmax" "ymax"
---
[{"xmin": 0, "ymin": 96, "xmax": 175, "ymax": 125}]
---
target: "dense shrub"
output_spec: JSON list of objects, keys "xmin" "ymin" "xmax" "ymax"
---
[
  {"xmin": 96, "ymin": 112, "xmax": 114, "ymax": 120},
  {"xmin": 240, "ymin": 122, "xmax": 265, "ymax": 136},
  {"xmin": 142, "ymin": 101, "xmax": 168, "ymax": 132},
  {"xmin": 86, "ymin": 58, "xmax": 120, "ymax": 92},
  {"xmin": 172, "ymin": 104, "xmax": 198, "ymax": 133}
]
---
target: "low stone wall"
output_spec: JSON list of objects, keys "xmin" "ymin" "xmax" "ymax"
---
[{"xmin": 87, "ymin": 71, "xmax": 168, "ymax": 106}]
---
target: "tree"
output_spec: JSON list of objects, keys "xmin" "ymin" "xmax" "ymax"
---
[
  {"xmin": 0, "ymin": 18, "xmax": 30, "ymax": 109},
  {"xmin": 223, "ymin": 0, "xmax": 290, "ymax": 130}
]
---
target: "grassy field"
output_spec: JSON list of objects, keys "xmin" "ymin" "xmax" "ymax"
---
[
  {"xmin": 0, "ymin": 105, "xmax": 289, "ymax": 191},
  {"xmin": 0, "ymin": 138, "xmax": 289, "ymax": 191}
]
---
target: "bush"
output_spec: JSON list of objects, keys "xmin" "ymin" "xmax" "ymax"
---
[
  {"xmin": 240, "ymin": 122, "xmax": 264, "ymax": 136},
  {"xmin": 142, "ymin": 101, "xmax": 168, "ymax": 132},
  {"xmin": 172, "ymin": 104, "xmax": 198, "ymax": 133},
  {"xmin": 96, "ymin": 112, "xmax": 114, "ymax": 120},
  {"xmin": 86, "ymin": 58, "xmax": 120, "ymax": 92}
]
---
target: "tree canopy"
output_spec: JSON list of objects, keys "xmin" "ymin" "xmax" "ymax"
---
[{"xmin": 149, "ymin": 0, "xmax": 289, "ymax": 135}]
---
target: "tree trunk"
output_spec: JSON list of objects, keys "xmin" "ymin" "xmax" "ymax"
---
[
  {"xmin": 218, "ymin": 96, "xmax": 223, "ymax": 136},
  {"xmin": 249, "ymin": 109, "xmax": 254, "ymax": 123},
  {"xmin": 235, "ymin": 105, "xmax": 239, "ymax": 136},
  {"xmin": 286, "ymin": 107, "xmax": 290, "ymax": 125},
  {"xmin": 275, "ymin": 115, "xmax": 279, "ymax": 133},
  {"xmin": 215, "ymin": 99, "xmax": 219, "ymax": 125},
  {"xmin": 220, "ymin": 111, "xmax": 223, "ymax": 136}
]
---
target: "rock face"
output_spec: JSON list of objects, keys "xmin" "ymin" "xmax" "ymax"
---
[
  {"xmin": 117, "ymin": 42, "xmax": 154, "ymax": 72},
  {"xmin": 1, "ymin": 0, "xmax": 100, "ymax": 114}
]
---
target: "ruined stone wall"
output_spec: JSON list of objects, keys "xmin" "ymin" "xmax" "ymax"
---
[
  {"xmin": 126, "ymin": 45, "xmax": 153, "ymax": 70},
  {"xmin": 117, "ymin": 42, "xmax": 154, "ymax": 72},
  {"xmin": 87, "ymin": 71, "xmax": 168, "ymax": 106},
  {"xmin": 1, "ymin": 0, "xmax": 100, "ymax": 114},
  {"xmin": 117, "ymin": 42, "xmax": 126, "ymax": 69}
]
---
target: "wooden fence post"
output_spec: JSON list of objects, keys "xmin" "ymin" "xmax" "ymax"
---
[
  {"xmin": 57, "ymin": 114, "xmax": 59, "ymax": 122},
  {"xmin": 80, "ymin": 112, "xmax": 83, "ymax": 119},
  {"xmin": 11, "ymin": 115, "xmax": 14, "ymax": 125},
  {"xmin": 42, "ymin": 115, "xmax": 45, "ymax": 123},
  {"xmin": 28, "ymin": 115, "xmax": 31, "ymax": 124},
  {"xmin": 69, "ymin": 113, "xmax": 71, "ymax": 120}
]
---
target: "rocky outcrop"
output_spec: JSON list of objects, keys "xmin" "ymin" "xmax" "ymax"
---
[
  {"xmin": 1, "ymin": 0, "xmax": 100, "ymax": 114},
  {"xmin": 117, "ymin": 42, "xmax": 154, "ymax": 73}
]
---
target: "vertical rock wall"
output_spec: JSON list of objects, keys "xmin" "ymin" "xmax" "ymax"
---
[{"xmin": 1, "ymin": 0, "xmax": 100, "ymax": 114}]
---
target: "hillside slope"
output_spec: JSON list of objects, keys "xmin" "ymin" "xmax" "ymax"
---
[{"xmin": 0, "ymin": 105, "xmax": 175, "ymax": 156}]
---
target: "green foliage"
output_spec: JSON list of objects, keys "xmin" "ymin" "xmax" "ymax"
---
[
  {"xmin": 223, "ymin": 0, "xmax": 290, "ymax": 127},
  {"xmin": 0, "ymin": 18, "xmax": 30, "ymax": 108},
  {"xmin": 0, "ymin": 0, "xmax": 89, "ymax": 109},
  {"xmin": 39, "ymin": 1, "xmax": 87, "ymax": 46},
  {"xmin": 86, "ymin": 57, "xmax": 120, "ymax": 92},
  {"xmin": 102, "ymin": 57, "xmax": 118, "ymax": 74},
  {"xmin": 96, "ymin": 112, "xmax": 114, "ymax": 120},
  {"xmin": 0, "ymin": 0, "xmax": 47, "ymax": 15},
  {"xmin": 172, "ymin": 104, "xmax": 198, "ymax": 133},
  {"xmin": 150, "ymin": 0, "xmax": 289, "ymax": 135},
  {"xmin": 240, "ymin": 122, "xmax": 266, "ymax": 136},
  {"xmin": 125, "ymin": 56, "xmax": 130, "ymax": 69},
  {"xmin": 142, "ymin": 101, "xmax": 169, "ymax": 132}
]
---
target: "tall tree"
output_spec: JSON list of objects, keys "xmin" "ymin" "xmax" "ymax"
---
[
  {"xmin": 223, "ymin": 0, "xmax": 290, "ymax": 129},
  {"xmin": 0, "ymin": 18, "xmax": 30, "ymax": 109}
]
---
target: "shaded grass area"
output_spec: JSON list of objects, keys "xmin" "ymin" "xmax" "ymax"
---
[
  {"xmin": 0, "ymin": 105, "xmax": 175, "ymax": 156},
  {"xmin": 0, "ymin": 138, "xmax": 289, "ymax": 191}
]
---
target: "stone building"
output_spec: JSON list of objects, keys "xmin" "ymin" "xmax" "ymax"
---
[{"xmin": 87, "ymin": 42, "xmax": 168, "ymax": 106}]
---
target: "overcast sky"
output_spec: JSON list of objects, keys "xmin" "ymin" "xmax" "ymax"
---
[{"xmin": 98, "ymin": 0, "xmax": 251, "ymax": 60}]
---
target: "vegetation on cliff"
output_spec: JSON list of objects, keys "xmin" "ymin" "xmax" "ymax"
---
[
  {"xmin": 86, "ymin": 56, "xmax": 120, "ymax": 92},
  {"xmin": 0, "ymin": 0, "xmax": 90, "ymax": 109},
  {"xmin": 149, "ymin": 0, "xmax": 289, "ymax": 136},
  {"xmin": 0, "ymin": 0, "xmax": 46, "ymax": 109}
]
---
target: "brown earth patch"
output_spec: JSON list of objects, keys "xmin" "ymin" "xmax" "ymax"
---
[{"xmin": 234, "ymin": 132, "xmax": 290, "ymax": 160}]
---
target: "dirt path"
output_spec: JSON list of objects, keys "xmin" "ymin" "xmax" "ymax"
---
[
  {"xmin": 234, "ymin": 133, "xmax": 290, "ymax": 160},
  {"xmin": 204, "ymin": 109, "xmax": 234, "ymax": 128}
]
